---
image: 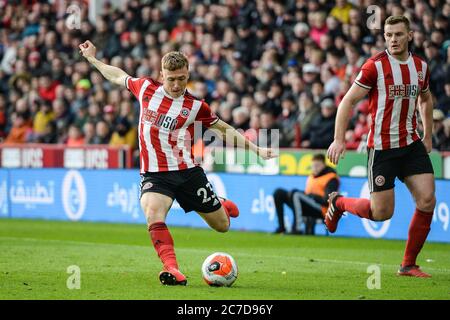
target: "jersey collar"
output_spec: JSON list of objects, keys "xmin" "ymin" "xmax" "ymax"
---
[
  {"xmin": 161, "ymin": 85, "xmax": 186, "ymax": 101},
  {"xmin": 385, "ymin": 49, "xmax": 411, "ymax": 65}
]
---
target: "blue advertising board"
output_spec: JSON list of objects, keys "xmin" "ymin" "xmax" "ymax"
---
[
  {"xmin": 7, "ymin": 169, "xmax": 142, "ymax": 223},
  {"xmin": 1, "ymin": 169, "xmax": 449, "ymax": 243},
  {"xmin": 0, "ymin": 169, "xmax": 8, "ymax": 218}
]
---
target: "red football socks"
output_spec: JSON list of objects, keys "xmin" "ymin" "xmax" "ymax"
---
[
  {"xmin": 148, "ymin": 222, "xmax": 178, "ymax": 269},
  {"xmin": 402, "ymin": 208, "xmax": 433, "ymax": 267},
  {"xmin": 336, "ymin": 197, "xmax": 373, "ymax": 220}
]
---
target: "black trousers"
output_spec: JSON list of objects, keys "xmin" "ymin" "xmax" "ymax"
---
[{"xmin": 273, "ymin": 188, "xmax": 323, "ymax": 235}]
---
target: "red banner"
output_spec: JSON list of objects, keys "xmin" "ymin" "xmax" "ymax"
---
[{"xmin": 0, "ymin": 144, "xmax": 132, "ymax": 169}]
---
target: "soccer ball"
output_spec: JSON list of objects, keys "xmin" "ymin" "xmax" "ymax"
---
[{"xmin": 201, "ymin": 252, "xmax": 238, "ymax": 287}]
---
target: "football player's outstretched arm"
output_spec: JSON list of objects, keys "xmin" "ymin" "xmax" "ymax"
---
[
  {"xmin": 418, "ymin": 89, "xmax": 433, "ymax": 153},
  {"xmin": 327, "ymin": 83, "xmax": 369, "ymax": 165},
  {"xmin": 209, "ymin": 119, "xmax": 278, "ymax": 160},
  {"xmin": 79, "ymin": 40, "xmax": 129, "ymax": 87}
]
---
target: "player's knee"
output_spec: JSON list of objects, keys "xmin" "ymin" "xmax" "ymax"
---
[
  {"xmin": 215, "ymin": 212, "xmax": 230, "ymax": 233},
  {"xmin": 143, "ymin": 204, "xmax": 166, "ymax": 225},
  {"xmin": 417, "ymin": 194, "xmax": 436, "ymax": 212},
  {"xmin": 371, "ymin": 207, "xmax": 394, "ymax": 221},
  {"xmin": 214, "ymin": 221, "xmax": 230, "ymax": 233}
]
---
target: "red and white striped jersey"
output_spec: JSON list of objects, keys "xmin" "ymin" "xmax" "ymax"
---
[
  {"xmin": 354, "ymin": 50, "xmax": 430, "ymax": 150},
  {"xmin": 126, "ymin": 76, "xmax": 219, "ymax": 173}
]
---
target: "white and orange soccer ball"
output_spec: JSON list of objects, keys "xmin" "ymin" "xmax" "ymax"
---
[{"xmin": 201, "ymin": 252, "xmax": 238, "ymax": 287}]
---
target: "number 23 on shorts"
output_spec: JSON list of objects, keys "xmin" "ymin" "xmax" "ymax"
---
[{"xmin": 197, "ymin": 182, "xmax": 217, "ymax": 204}]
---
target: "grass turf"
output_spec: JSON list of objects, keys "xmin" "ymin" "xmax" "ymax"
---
[{"xmin": 0, "ymin": 218, "xmax": 449, "ymax": 300}]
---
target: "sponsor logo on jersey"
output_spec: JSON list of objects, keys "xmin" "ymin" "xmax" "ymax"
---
[
  {"xmin": 388, "ymin": 84, "xmax": 419, "ymax": 98},
  {"xmin": 141, "ymin": 110, "xmax": 178, "ymax": 130}
]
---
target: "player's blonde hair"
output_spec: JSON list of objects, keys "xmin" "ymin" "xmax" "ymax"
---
[
  {"xmin": 161, "ymin": 51, "xmax": 189, "ymax": 71},
  {"xmin": 384, "ymin": 15, "xmax": 411, "ymax": 31}
]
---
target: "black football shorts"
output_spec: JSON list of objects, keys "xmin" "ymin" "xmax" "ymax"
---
[
  {"xmin": 139, "ymin": 166, "xmax": 222, "ymax": 213},
  {"xmin": 367, "ymin": 140, "xmax": 434, "ymax": 193}
]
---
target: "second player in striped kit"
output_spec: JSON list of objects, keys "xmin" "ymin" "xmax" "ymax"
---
[{"xmin": 326, "ymin": 15, "xmax": 436, "ymax": 278}]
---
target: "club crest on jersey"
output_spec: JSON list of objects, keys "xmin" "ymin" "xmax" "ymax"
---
[
  {"xmin": 180, "ymin": 107, "xmax": 190, "ymax": 118},
  {"xmin": 417, "ymin": 71, "xmax": 424, "ymax": 81}
]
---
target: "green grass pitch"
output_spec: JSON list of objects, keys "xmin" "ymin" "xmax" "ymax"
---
[{"xmin": 0, "ymin": 218, "xmax": 449, "ymax": 300}]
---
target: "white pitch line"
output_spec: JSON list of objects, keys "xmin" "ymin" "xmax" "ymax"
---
[{"xmin": 1, "ymin": 236, "xmax": 449, "ymax": 273}]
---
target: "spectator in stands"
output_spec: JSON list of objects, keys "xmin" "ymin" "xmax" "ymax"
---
[
  {"xmin": 361, "ymin": 35, "xmax": 377, "ymax": 58},
  {"xmin": 344, "ymin": 44, "xmax": 364, "ymax": 82},
  {"xmin": 321, "ymin": 66, "xmax": 341, "ymax": 96},
  {"xmin": 311, "ymin": 80, "xmax": 326, "ymax": 105},
  {"xmin": 0, "ymin": 95, "xmax": 7, "ymax": 140},
  {"xmin": 440, "ymin": 119, "xmax": 450, "ymax": 151},
  {"xmin": 103, "ymin": 104, "xmax": 118, "ymax": 131},
  {"xmin": 424, "ymin": 41, "xmax": 446, "ymax": 98},
  {"xmin": 259, "ymin": 110, "xmax": 281, "ymax": 148},
  {"xmin": 309, "ymin": 11, "xmax": 329, "ymax": 46},
  {"xmin": 432, "ymin": 109, "xmax": 447, "ymax": 151},
  {"xmin": 217, "ymin": 102, "xmax": 233, "ymax": 125},
  {"xmin": 244, "ymin": 110, "xmax": 261, "ymax": 144},
  {"xmin": 32, "ymin": 100, "xmax": 54, "ymax": 141},
  {"xmin": 92, "ymin": 120, "xmax": 111, "ymax": 145},
  {"xmin": 330, "ymin": 0, "xmax": 353, "ymax": 25},
  {"xmin": 278, "ymin": 94, "xmax": 298, "ymax": 147},
  {"xmin": 52, "ymin": 99, "xmax": 72, "ymax": 143},
  {"xmin": 286, "ymin": 73, "xmax": 305, "ymax": 99},
  {"xmin": 83, "ymin": 122, "xmax": 96, "ymax": 145},
  {"xmin": 231, "ymin": 106, "xmax": 250, "ymax": 131},
  {"xmin": 118, "ymin": 100, "xmax": 136, "ymax": 126},
  {"xmin": 109, "ymin": 117, "xmax": 137, "ymax": 149},
  {"xmin": 4, "ymin": 112, "xmax": 32, "ymax": 144},
  {"xmin": 73, "ymin": 105, "xmax": 88, "ymax": 130},
  {"xmin": 273, "ymin": 153, "xmax": 339, "ymax": 235},
  {"xmin": 345, "ymin": 101, "xmax": 370, "ymax": 150},
  {"xmin": 437, "ymin": 81, "xmax": 450, "ymax": 116},
  {"xmin": 297, "ymin": 92, "xmax": 320, "ymax": 138},
  {"xmin": 301, "ymin": 98, "xmax": 337, "ymax": 149},
  {"xmin": 411, "ymin": 29, "xmax": 427, "ymax": 58},
  {"xmin": 14, "ymin": 98, "xmax": 31, "ymax": 120},
  {"xmin": 265, "ymin": 81, "xmax": 283, "ymax": 117},
  {"xmin": 74, "ymin": 79, "xmax": 91, "ymax": 112},
  {"xmin": 36, "ymin": 120, "xmax": 58, "ymax": 144},
  {"xmin": 326, "ymin": 49, "xmax": 346, "ymax": 80},
  {"xmin": 235, "ymin": 22, "xmax": 257, "ymax": 66},
  {"xmin": 86, "ymin": 103, "xmax": 102, "ymax": 124},
  {"xmin": 302, "ymin": 63, "xmax": 321, "ymax": 90},
  {"xmin": 66, "ymin": 124, "xmax": 85, "ymax": 147},
  {"xmin": 38, "ymin": 73, "xmax": 59, "ymax": 103}
]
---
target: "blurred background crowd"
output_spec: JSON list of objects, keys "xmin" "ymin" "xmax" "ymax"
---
[{"xmin": 1, "ymin": 0, "xmax": 450, "ymax": 163}]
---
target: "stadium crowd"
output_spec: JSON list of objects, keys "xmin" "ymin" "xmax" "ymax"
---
[{"xmin": 1, "ymin": 0, "xmax": 450, "ymax": 160}]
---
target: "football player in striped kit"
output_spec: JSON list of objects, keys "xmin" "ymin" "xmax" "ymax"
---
[
  {"xmin": 79, "ymin": 41, "xmax": 277, "ymax": 285},
  {"xmin": 326, "ymin": 16, "xmax": 436, "ymax": 278}
]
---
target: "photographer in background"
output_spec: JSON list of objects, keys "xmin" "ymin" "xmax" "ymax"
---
[{"xmin": 273, "ymin": 153, "xmax": 339, "ymax": 235}]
